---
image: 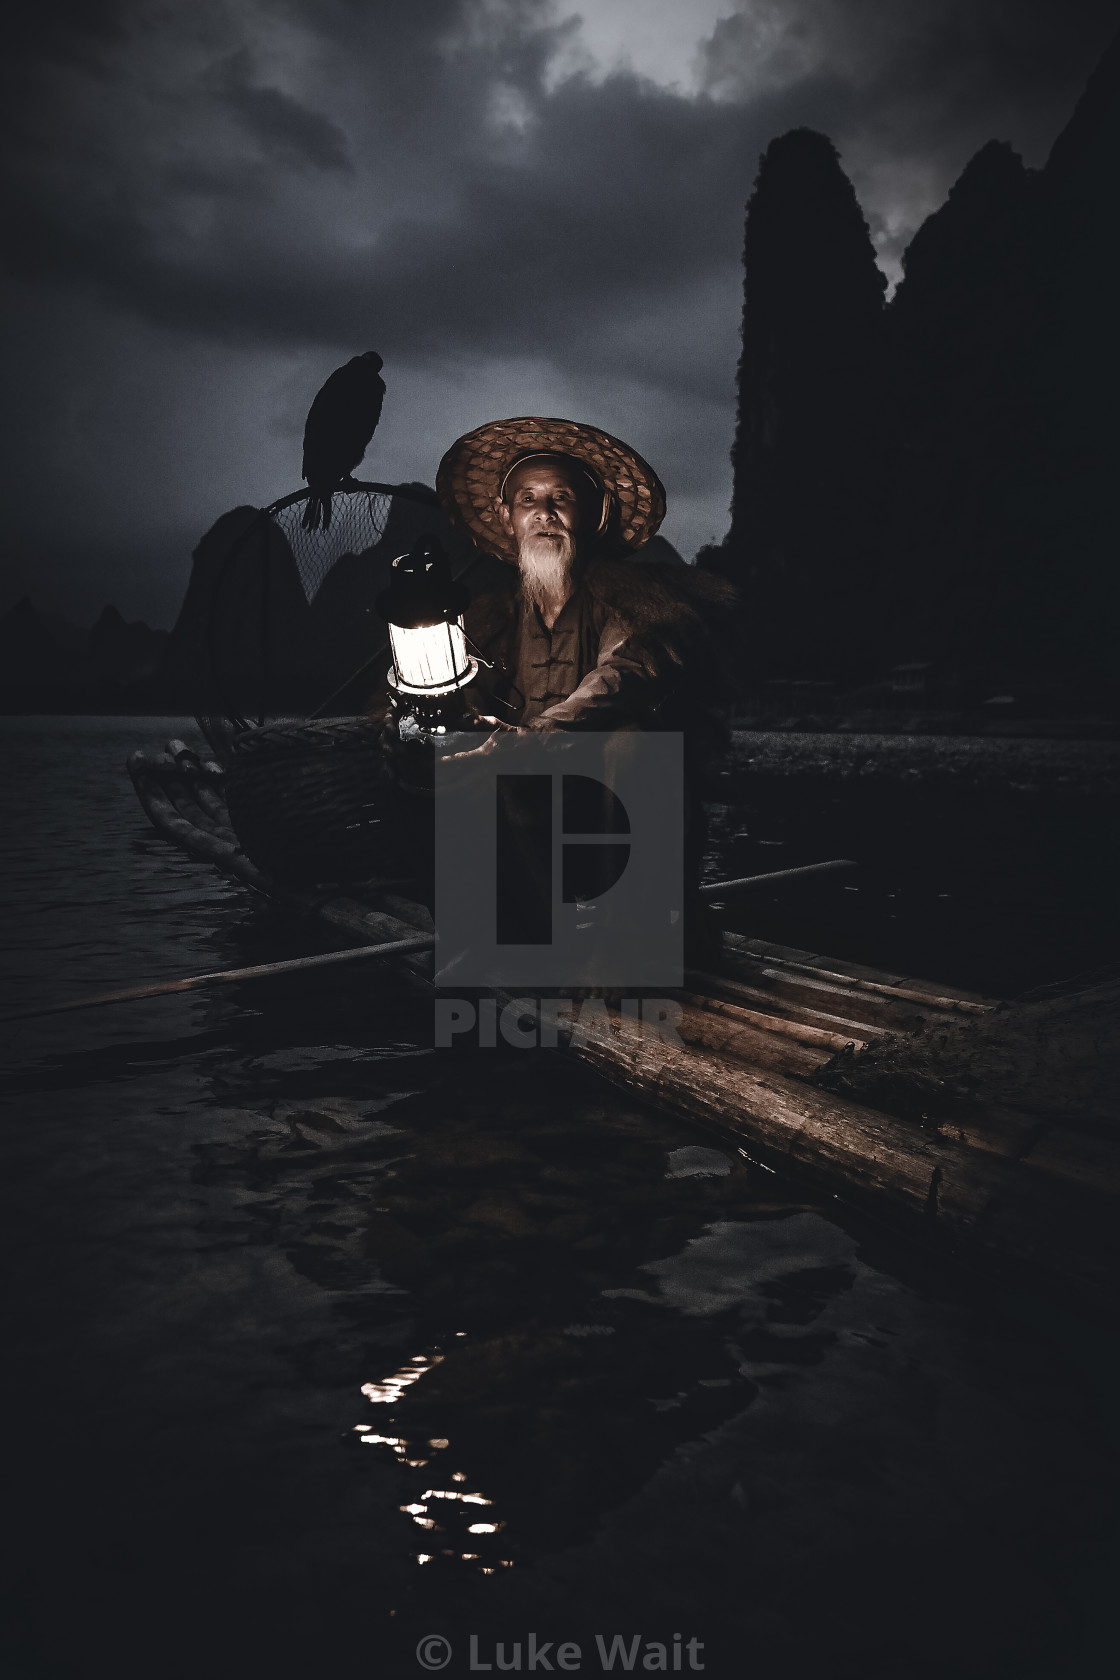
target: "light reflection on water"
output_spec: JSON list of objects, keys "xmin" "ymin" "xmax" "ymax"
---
[
  {"xmin": 360, "ymin": 1350, "xmax": 444, "ymax": 1405},
  {"xmin": 355, "ymin": 1347, "xmax": 509, "ymax": 1570}
]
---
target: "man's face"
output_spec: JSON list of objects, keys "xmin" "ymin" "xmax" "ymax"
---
[{"xmin": 497, "ymin": 459, "xmax": 584, "ymax": 553}]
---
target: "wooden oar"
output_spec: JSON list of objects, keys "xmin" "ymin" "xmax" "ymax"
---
[
  {"xmin": 700, "ymin": 858, "xmax": 856, "ymax": 896},
  {"xmin": 0, "ymin": 934, "xmax": 435, "ymax": 1025}
]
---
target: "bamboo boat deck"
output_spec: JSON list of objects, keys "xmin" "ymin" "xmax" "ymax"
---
[{"xmin": 128, "ymin": 737, "xmax": 1119, "ymax": 1308}]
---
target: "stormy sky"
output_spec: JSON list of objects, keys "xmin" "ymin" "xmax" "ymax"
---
[{"xmin": 2, "ymin": 0, "xmax": 1115, "ymax": 627}]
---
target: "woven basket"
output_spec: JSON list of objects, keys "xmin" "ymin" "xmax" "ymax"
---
[{"xmin": 225, "ymin": 717, "xmax": 422, "ymax": 883}]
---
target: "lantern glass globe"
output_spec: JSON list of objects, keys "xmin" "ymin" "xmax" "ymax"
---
[{"xmin": 388, "ymin": 619, "xmax": 472, "ymax": 695}]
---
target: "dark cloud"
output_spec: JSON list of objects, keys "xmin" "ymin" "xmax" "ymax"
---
[
  {"xmin": 0, "ymin": 0, "xmax": 1115, "ymax": 623},
  {"xmin": 214, "ymin": 48, "xmax": 354, "ymax": 173}
]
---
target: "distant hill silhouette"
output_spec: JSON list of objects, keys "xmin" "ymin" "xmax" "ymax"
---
[
  {"xmin": 725, "ymin": 128, "xmax": 888, "ymax": 683},
  {"xmin": 159, "ymin": 504, "xmax": 315, "ymax": 715},
  {"xmin": 0, "ymin": 597, "xmax": 167, "ymax": 711},
  {"xmin": 710, "ymin": 29, "xmax": 1120, "ymax": 706},
  {"xmin": 887, "ymin": 139, "xmax": 1038, "ymax": 676},
  {"xmin": 88, "ymin": 606, "xmax": 169, "ymax": 689}
]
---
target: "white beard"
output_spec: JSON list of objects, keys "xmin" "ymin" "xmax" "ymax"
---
[{"xmin": 518, "ymin": 530, "xmax": 575, "ymax": 611}]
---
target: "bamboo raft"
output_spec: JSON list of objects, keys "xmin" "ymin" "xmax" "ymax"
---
[{"xmin": 129, "ymin": 737, "xmax": 1119, "ymax": 1307}]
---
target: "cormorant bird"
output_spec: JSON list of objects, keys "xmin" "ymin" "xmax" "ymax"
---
[{"xmin": 301, "ymin": 351, "xmax": 386, "ymax": 530}]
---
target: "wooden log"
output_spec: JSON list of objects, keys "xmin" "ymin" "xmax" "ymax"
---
[
  {"xmin": 560, "ymin": 1007, "xmax": 1008, "ymax": 1235},
  {"xmin": 933, "ymin": 1108, "xmax": 1043, "ymax": 1162},
  {"xmin": 681, "ymin": 990, "xmax": 870, "ymax": 1054},
  {"xmin": 674, "ymin": 1002, "xmax": 830, "ymax": 1079}
]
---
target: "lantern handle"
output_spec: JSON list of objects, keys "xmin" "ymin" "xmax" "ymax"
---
[
  {"xmin": 459, "ymin": 630, "xmax": 528, "ymax": 723},
  {"xmin": 460, "ymin": 628, "xmax": 496, "ymax": 671}
]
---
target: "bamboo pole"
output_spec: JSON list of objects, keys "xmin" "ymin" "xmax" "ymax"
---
[
  {"xmin": 700, "ymin": 858, "xmax": 857, "ymax": 897},
  {"xmin": 745, "ymin": 966, "xmax": 944, "ymax": 1030},
  {"xmin": 0, "ymin": 934, "xmax": 435, "ymax": 1025},
  {"xmin": 755, "ymin": 956, "xmax": 992, "ymax": 1013},
  {"xmin": 680, "ymin": 990, "xmax": 870, "ymax": 1053},
  {"xmin": 685, "ymin": 968, "xmax": 885, "ymax": 1039}
]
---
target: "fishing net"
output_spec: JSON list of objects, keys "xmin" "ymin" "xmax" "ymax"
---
[
  {"xmin": 271, "ymin": 487, "xmax": 392, "ymax": 603},
  {"xmin": 200, "ymin": 481, "xmax": 442, "ymax": 727}
]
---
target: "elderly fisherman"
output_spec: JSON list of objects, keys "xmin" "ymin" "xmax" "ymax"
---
[
  {"xmin": 435, "ymin": 416, "xmax": 735, "ymax": 745},
  {"xmin": 428, "ymin": 418, "xmax": 737, "ymax": 959}
]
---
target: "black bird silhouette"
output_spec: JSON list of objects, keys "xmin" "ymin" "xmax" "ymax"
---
[{"xmin": 301, "ymin": 351, "xmax": 386, "ymax": 530}]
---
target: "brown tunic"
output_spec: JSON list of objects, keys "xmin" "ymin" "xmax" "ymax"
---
[
  {"xmin": 460, "ymin": 553, "xmax": 737, "ymax": 752},
  {"xmin": 510, "ymin": 590, "xmax": 665, "ymax": 727},
  {"xmin": 469, "ymin": 567, "xmax": 684, "ymax": 732}
]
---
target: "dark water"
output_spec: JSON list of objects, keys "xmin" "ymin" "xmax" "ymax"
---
[
  {"xmin": 0, "ymin": 718, "xmax": 1116, "ymax": 1680},
  {"xmin": 708, "ymin": 731, "xmax": 1120, "ymax": 996}
]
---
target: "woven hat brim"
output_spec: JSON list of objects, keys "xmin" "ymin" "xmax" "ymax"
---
[{"xmin": 436, "ymin": 417, "xmax": 666, "ymax": 564}]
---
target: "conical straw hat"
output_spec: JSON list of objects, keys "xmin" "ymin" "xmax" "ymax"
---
[{"xmin": 436, "ymin": 416, "xmax": 666, "ymax": 564}]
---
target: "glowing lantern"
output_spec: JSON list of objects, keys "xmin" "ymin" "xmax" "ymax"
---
[{"xmin": 376, "ymin": 536, "xmax": 478, "ymax": 727}]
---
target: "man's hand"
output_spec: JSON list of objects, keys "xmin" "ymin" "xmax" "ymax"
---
[{"xmin": 439, "ymin": 720, "xmax": 514, "ymax": 763}]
